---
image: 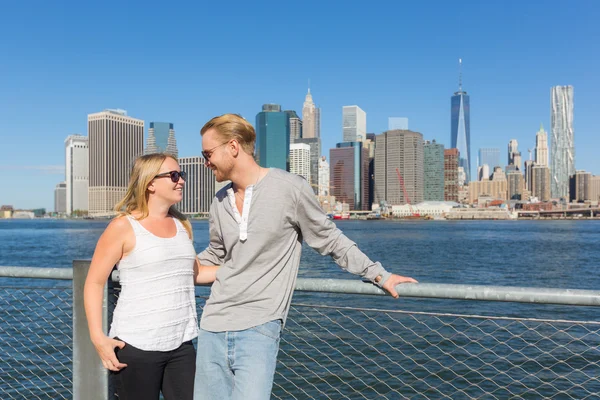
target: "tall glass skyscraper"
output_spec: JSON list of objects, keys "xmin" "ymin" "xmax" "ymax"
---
[
  {"xmin": 255, "ymin": 104, "xmax": 290, "ymax": 171},
  {"xmin": 424, "ymin": 140, "xmax": 445, "ymax": 201},
  {"xmin": 551, "ymin": 85, "xmax": 575, "ymax": 199},
  {"xmin": 343, "ymin": 105, "xmax": 366, "ymax": 142},
  {"xmin": 330, "ymin": 142, "xmax": 369, "ymax": 210},
  {"xmin": 451, "ymin": 61, "xmax": 471, "ymax": 183},
  {"xmin": 145, "ymin": 122, "xmax": 178, "ymax": 157},
  {"xmin": 478, "ymin": 148, "xmax": 500, "ymax": 170}
]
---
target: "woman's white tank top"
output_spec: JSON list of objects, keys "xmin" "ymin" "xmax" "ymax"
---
[{"xmin": 108, "ymin": 215, "xmax": 199, "ymax": 351}]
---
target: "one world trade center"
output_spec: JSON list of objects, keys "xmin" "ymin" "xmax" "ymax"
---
[{"xmin": 451, "ymin": 59, "xmax": 471, "ymax": 184}]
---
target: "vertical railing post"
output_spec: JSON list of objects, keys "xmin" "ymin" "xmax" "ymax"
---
[{"xmin": 72, "ymin": 260, "xmax": 118, "ymax": 400}]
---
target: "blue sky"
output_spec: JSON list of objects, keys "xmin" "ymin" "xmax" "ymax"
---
[{"xmin": 1, "ymin": 0, "xmax": 599, "ymax": 210}]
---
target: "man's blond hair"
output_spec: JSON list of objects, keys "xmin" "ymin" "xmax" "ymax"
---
[{"xmin": 201, "ymin": 114, "xmax": 255, "ymax": 155}]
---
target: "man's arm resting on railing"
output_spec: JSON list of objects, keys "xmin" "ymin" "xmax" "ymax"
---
[{"xmin": 294, "ymin": 179, "xmax": 418, "ymax": 298}]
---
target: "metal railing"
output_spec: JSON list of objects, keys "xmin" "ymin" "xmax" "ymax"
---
[{"xmin": 1, "ymin": 263, "xmax": 600, "ymax": 399}]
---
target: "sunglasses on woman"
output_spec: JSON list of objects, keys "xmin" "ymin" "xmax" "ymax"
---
[{"xmin": 154, "ymin": 170, "xmax": 187, "ymax": 183}]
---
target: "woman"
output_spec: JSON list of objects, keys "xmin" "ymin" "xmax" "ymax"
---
[{"xmin": 84, "ymin": 153, "xmax": 217, "ymax": 400}]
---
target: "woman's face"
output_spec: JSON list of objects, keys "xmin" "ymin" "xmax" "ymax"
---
[{"xmin": 149, "ymin": 157, "xmax": 185, "ymax": 205}]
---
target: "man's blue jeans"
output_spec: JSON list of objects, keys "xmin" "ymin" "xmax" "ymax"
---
[{"xmin": 193, "ymin": 320, "xmax": 282, "ymax": 400}]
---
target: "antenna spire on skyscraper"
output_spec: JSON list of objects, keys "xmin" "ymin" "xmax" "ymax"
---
[
  {"xmin": 458, "ymin": 58, "xmax": 463, "ymax": 92},
  {"xmin": 308, "ymin": 78, "xmax": 311, "ymax": 94}
]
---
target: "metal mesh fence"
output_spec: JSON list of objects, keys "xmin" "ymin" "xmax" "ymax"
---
[
  {"xmin": 0, "ymin": 286, "xmax": 72, "ymax": 400},
  {"xmin": 273, "ymin": 303, "xmax": 600, "ymax": 399},
  {"xmin": 1, "ymin": 285, "xmax": 600, "ymax": 399}
]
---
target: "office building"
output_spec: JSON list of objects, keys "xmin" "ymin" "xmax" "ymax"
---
[
  {"xmin": 318, "ymin": 156, "xmax": 330, "ymax": 196},
  {"xmin": 330, "ymin": 142, "xmax": 369, "ymax": 210},
  {"xmin": 145, "ymin": 122, "xmax": 178, "ymax": 157},
  {"xmin": 289, "ymin": 143, "xmax": 311, "ymax": 182},
  {"xmin": 178, "ymin": 156, "xmax": 215, "ymax": 216},
  {"xmin": 551, "ymin": 85, "xmax": 575, "ymax": 199},
  {"xmin": 479, "ymin": 148, "xmax": 500, "ymax": 170},
  {"xmin": 535, "ymin": 124, "xmax": 549, "ymax": 166},
  {"xmin": 451, "ymin": 60, "xmax": 471, "ymax": 183},
  {"xmin": 65, "ymin": 134, "xmax": 88, "ymax": 215},
  {"xmin": 531, "ymin": 165, "xmax": 551, "ymax": 202},
  {"xmin": 88, "ymin": 109, "xmax": 144, "ymax": 217},
  {"xmin": 424, "ymin": 140, "xmax": 445, "ymax": 201},
  {"xmin": 54, "ymin": 182, "xmax": 67, "ymax": 214},
  {"xmin": 569, "ymin": 170, "xmax": 592, "ymax": 203},
  {"xmin": 444, "ymin": 148, "xmax": 459, "ymax": 202},
  {"xmin": 285, "ymin": 110, "xmax": 302, "ymax": 144},
  {"xmin": 388, "ymin": 117, "xmax": 408, "ymax": 131},
  {"xmin": 374, "ymin": 130, "xmax": 424, "ymax": 205},
  {"xmin": 255, "ymin": 104, "xmax": 290, "ymax": 171},
  {"xmin": 342, "ymin": 105, "xmax": 366, "ymax": 142}
]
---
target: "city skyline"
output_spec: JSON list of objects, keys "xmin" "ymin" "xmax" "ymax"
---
[{"xmin": 2, "ymin": 1, "xmax": 599, "ymax": 209}]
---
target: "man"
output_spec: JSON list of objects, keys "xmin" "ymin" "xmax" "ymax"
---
[{"xmin": 194, "ymin": 114, "xmax": 417, "ymax": 400}]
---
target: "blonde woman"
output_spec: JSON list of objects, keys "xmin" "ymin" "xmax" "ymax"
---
[{"xmin": 84, "ymin": 153, "xmax": 217, "ymax": 400}]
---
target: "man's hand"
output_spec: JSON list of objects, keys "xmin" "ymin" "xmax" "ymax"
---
[{"xmin": 382, "ymin": 274, "xmax": 418, "ymax": 299}]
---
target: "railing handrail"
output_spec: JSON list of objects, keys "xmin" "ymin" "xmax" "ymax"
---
[
  {"xmin": 2, "ymin": 264, "xmax": 600, "ymax": 307},
  {"xmin": 0, "ymin": 266, "xmax": 73, "ymax": 280}
]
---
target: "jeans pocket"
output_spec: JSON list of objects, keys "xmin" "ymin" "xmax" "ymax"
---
[{"xmin": 249, "ymin": 320, "xmax": 282, "ymax": 340}]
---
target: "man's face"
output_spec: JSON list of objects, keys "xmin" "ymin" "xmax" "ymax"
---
[{"xmin": 202, "ymin": 129, "xmax": 232, "ymax": 182}]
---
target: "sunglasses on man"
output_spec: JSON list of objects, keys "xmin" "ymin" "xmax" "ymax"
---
[
  {"xmin": 154, "ymin": 170, "xmax": 187, "ymax": 183},
  {"xmin": 201, "ymin": 141, "xmax": 230, "ymax": 161}
]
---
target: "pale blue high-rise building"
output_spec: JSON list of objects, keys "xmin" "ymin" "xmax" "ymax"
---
[{"xmin": 145, "ymin": 122, "xmax": 178, "ymax": 157}]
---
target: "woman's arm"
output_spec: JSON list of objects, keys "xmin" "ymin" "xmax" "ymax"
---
[{"xmin": 83, "ymin": 217, "xmax": 132, "ymax": 371}]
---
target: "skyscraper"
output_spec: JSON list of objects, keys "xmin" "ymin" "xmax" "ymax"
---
[
  {"xmin": 590, "ymin": 176, "xmax": 600, "ymax": 203},
  {"xmin": 289, "ymin": 143, "xmax": 311, "ymax": 182},
  {"xmin": 478, "ymin": 164, "xmax": 490, "ymax": 181},
  {"xmin": 569, "ymin": 170, "xmax": 591, "ymax": 202},
  {"xmin": 424, "ymin": 140, "xmax": 445, "ymax": 201},
  {"xmin": 330, "ymin": 142, "xmax": 369, "ymax": 210},
  {"xmin": 373, "ymin": 130, "xmax": 424, "ymax": 205},
  {"xmin": 178, "ymin": 156, "xmax": 215, "ymax": 216},
  {"xmin": 88, "ymin": 109, "xmax": 144, "ymax": 217},
  {"xmin": 524, "ymin": 160, "xmax": 535, "ymax": 191},
  {"xmin": 444, "ymin": 148, "xmax": 459, "ymax": 202},
  {"xmin": 508, "ymin": 172, "xmax": 525, "ymax": 200},
  {"xmin": 531, "ymin": 165, "xmax": 551, "ymax": 202},
  {"xmin": 145, "ymin": 122, "xmax": 178, "ymax": 157},
  {"xmin": 65, "ymin": 134, "xmax": 88, "ymax": 215},
  {"xmin": 551, "ymin": 85, "xmax": 575, "ymax": 199},
  {"xmin": 255, "ymin": 104, "xmax": 290, "ymax": 171},
  {"xmin": 314, "ymin": 107, "xmax": 321, "ymax": 139},
  {"xmin": 302, "ymin": 88, "xmax": 319, "ymax": 139},
  {"xmin": 388, "ymin": 117, "xmax": 408, "ymax": 131},
  {"xmin": 535, "ymin": 123, "xmax": 549, "ymax": 166},
  {"xmin": 295, "ymin": 137, "xmax": 321, "ymax": 193},
  {"xmin": 342, "ymin": 106, "xmax": 366, "ymax": 142},
  {"xmin": 451, "ymin": 59, "xmax": 471, "ymax": 183},
  {"xmin": 54, "ymin": 182, "xmax": 66, "ymax": 214},
  {"xmin": 508, "ymin": 139, "xmax": 522, "ymax": 171},
  {"xmin": 285, "ymin": 110, "xmax": 302, "ymax": 144},
  {"xmin": 318, "ymin": 156, "xmax": 330, "ymax": 196},
  {"xmin": 479, "ymin": 148, "xmax": 500, "ymax": 170}
]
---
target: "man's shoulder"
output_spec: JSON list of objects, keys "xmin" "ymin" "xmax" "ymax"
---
[{"xmin": 267, "ymin": 168, "xmax": 308, "ymax": 191}]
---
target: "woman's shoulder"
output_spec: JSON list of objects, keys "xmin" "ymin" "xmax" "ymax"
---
[{"xmin": 106, "ymin": 214, "xmax": 134, "ymax": 234}]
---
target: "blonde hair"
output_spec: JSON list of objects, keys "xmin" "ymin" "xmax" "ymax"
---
[
  {"xmin": 114, "ymin": 153, "xmax": 193, "ymax": 238},
  {"xmin": 201, "ymin": 113, "xmax": 255, "ymax": 155}
]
